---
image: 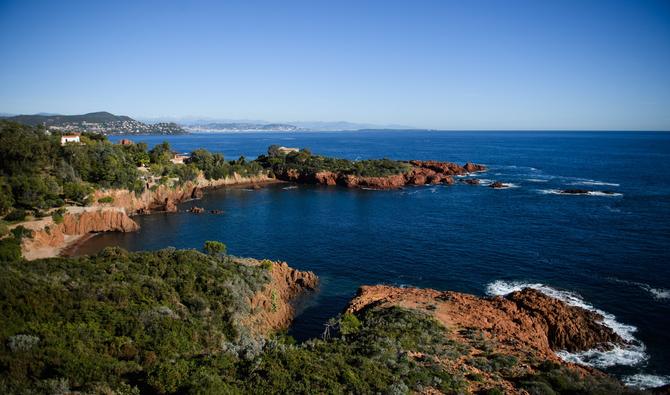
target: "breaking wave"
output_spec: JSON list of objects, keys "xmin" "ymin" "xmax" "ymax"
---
[
  {"xmin": 570, "ymin": 180, "xmax": 620, "ymax": 187},
  {"xmin": 485, "ymin": 280, "xmax": 647, "ymax": 369},
  {"xmin": 607, "ymin": 278, "xmax": 670, "ymax": 300},
  {"xmin": 623, "ymin": 374, "xmax": 670, "ymax": 389},
  {"xmin": 538, "ymin": 189, "xmax": 622, "ymax": 197}
]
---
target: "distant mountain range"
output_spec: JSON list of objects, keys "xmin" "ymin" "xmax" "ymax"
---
[
  {"xmin": 1, "ymin": 112, "xmax": 186, "ymax": 135},
  {"xmin": 159, "ymin": 118, "xmax": 415, "ymax": 132},
  {"xmin": 185, "ymin": 122, "xmax": 301, "ymax": 132},
  {"xmin": 1, "ymin": 111, "xmax": 416, "ymax": 133}
]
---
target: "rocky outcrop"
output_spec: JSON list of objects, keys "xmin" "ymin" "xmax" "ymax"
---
[
  {"xmin": 91, "ymin": 173, "xmax": 274, "ymax": 215},
  {"xmin": 20, "ymin": 172, "xmax": 277, "ymax": 260},
  {"xmin": 490, "ymin": 181, "xmax": 506, "ymax": 188},
  {"xmin": 464, "ymin": 161, "xmax": 487, "ymax": 173},
  {"xmin": 561, "ymin": 189, "xmax": 591, "ymax": 195},
  {"xmin": 21, "ymin": 207, "xmax": 139, "ymax": 260},
  {"xmin": 241, "ymin": 259, "xmax": 318, "ymax": 335},
  {"xmin": 345, "ymin": 285, "xmax": 633, "ymax": 393},
  {"xmin": 277, "ymin": 161, "xmax": 485, "ymax": 189},
  {"xmin": 506, "ymin": 288, "xmax": 622, "ymax": 352},
  {"xmin": 347, "ymin": 284, "xmax": 624, "ymax": 365}
]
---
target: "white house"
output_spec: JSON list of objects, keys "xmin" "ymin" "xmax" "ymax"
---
[{"xmin": 60, "ymin": 134, "xmax": 81, "ymax": 145}]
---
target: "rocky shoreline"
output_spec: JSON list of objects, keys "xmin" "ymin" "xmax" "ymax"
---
[
  {"xmin": 275, "ymin": 160, "xmax": 487, "ymax": 189},
  {"xmin": 16, "ymin": 159, "xmax": 488, "ymax": 260},
  {"xmin": 17, "ymin": 173, "xmax": 280, "ymax": 260},
  {"xmin": 344, "ymin": 284, "xmax": 647, "ymax": 393}
]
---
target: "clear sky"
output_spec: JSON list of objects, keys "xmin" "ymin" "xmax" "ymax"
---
[{"xmin": 1, "ymin": 0, "xmax": 669, "ymax": 130}]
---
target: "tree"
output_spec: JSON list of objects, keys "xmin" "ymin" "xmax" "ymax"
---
[
  {"xmin": 203, "ymin": 241, "xmax": 227, "ymax": 256},
  {"xmin": 150, "ymin": 141, "xmax": 173, "ymax": 164},
  {"xmin": 267, "ymin": 145, "xmax": 281, "ymax": 158}
]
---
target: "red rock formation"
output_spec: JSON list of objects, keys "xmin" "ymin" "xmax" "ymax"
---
[
  {"xmin": 242, "ymin": 260, "xmax": 318, "ymax": 335},
  {"xmin": 345, "ymin": 285, "xmax": 625, "ymax": 393},
  {"xmin": 277, "ymin": 160, "xmax": 483, "ymax": 189},
  {"xmin": 507, "ymin": 288, "xmax": 622, "ymax": 352},
  {"xmin": 464, "ymin": 161, "xmax": 487, "ymax": 172},
  {"xmin": 314, "ymin": 171, "xmax": 338, "ymax": 185},
  {"xmin": 346, "ymin": 285, "xmax": 624, "ymax": 359}
]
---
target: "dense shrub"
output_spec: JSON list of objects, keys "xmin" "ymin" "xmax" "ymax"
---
[
  {"xmin": 97, "ymin": 196, "xmax": 114, "ymax": 204},
  {"xmin": 256, "ymin": 146, "xmax": 412, "ymax": 178},
  {"xmin": 3, "ymin": 208, "xmax": 26, "ymax": 222},
  {"xmin": 0, "ymin": 237, "xmax": 21, "ymax": 262},
  {"xmin": 203, "ymin": 240, "xmax": 227, "ymax": 255},
  {"xmin": 0, "ymin": 247, "xmax": 270, "ymax": 393}
]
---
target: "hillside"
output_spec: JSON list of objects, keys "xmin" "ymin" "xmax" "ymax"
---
[{"xmin": 2, "ymin": 111, "xmax": 186, "ymax": 135}]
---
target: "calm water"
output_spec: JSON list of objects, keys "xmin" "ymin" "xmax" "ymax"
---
[{"xmin": 79, "ymin": 131, "xmax": 669, "ymax": 384}]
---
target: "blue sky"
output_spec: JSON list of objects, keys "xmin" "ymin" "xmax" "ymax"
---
[{"xmin": 1, "ymin": 0, "xmax": 669, "ymax": 130}]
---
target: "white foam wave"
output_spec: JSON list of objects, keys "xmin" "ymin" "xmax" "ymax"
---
[
  {"xmin": 623, "ymin": 374, "xmax": 670, "ymax": 389},
  {"xmin": 587, "ymin": 191, "xmax": 623, "ymax": 197},
  {"xmin": 485, "ymin": 280, "xmax": 647, "ymax": 368},
  {"xmin": 608, "ymin": 278, "xmax": 670, "ymax": 300},
  {"xmin": 570, "ymin": 180, "xmax": 620, "ymax": 187},
  {"xmin": 282, "ymin": 186, "xmax": 298, "ymax": 190},
  {"xmin": 526, "ymin": 178, "xmax": 549, "ymax": 183},
  {"xmin": 537, "ymin": 189, "xmax": 622, "ymax": 197}
]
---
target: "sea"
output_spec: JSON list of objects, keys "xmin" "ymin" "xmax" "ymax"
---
[{"xmin": 74, "ymin": 131, "xmax": 670, "ymax": 388}]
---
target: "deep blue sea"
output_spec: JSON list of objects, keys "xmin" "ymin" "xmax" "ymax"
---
[{"xmin": 80, "ymin": 131, "xmax": 669, "ymax": 386}]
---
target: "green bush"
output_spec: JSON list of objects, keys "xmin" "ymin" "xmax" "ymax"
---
[
  {"xmin": 10, "ymin": 225, "xmax": 31, "ymax": 240},
  {"xmin": 97, "ymin": 196, "xmax": 114, "ymax": 204},
  {"xmin": 203, "ymin": 240, "xmax": 227, "ymax": 256},
  {"xmin": 51, "ymin": 210, "xmax": 64, "ymax": 224},
  {"xmin": 62, "ymin": 182, "xmax": 92, "ymax": 204},
  {"xmin": 0, "ymin": 237, "xmax": 21, "ymax": 262},
  {"xmin": 4, "ymin": 208, "xmax": 26, "ymax": 222},
  {"xmin": 339, "ymin": 312, "xmax": 361, "ymax": 335},
  {"xmin": 0, "ymin": 220, "xmax": 8, "ymax": 236}
]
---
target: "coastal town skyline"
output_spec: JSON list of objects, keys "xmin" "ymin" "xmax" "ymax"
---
[{"xmin": 1, "ymin": 0, "xmax": 669, "ymax": 131}]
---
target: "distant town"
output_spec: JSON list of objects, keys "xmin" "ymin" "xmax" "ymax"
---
[{"xmin": 0, "ymin": 111, "xmax": 416, "ymax": 135}]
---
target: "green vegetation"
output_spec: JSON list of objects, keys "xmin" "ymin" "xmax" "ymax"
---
[
  {"xmin": 0, "ymin": 121, "xmax": 264, "ymax": 220},
  {"xmin": 0, "ymin": 242, "xmax": 465, "ymax": 394},
  {"xmin": 187, "ymin": 149, "xmax": 263, "ymax": 179},
  {"xmin": 0, "ymin": 245, "xmax": 271, "ymax": 394},
  {"xmin": 97, "ymin": 196, "xmax": 114, "ymax": 204},
  {"xmin": 257, "ymin": 144, "xmax": 412, "ymax": 178},
  {"xmin": 0, "ymin": 243, "xmax": 642, "ymax": 394},
  {"xmin": 203, "ymin": 240, "xmax": 227, "ymax": 256},
  {"xmin": 519, "ymin": 361, "xmax": 639, "ymax": 395}
]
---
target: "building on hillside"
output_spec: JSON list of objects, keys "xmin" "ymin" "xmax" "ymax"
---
[
  {"xmin": 278, "ymin": 146, "xmax": 299, "ymax": 154},
  {"xmin": 118, "ymin": 139, "xmax": 134, "ymax": 146},
  {"xmin": 170, "ymin": 153, "xmax": 191, "ymax": 165},
  {"xmin": 60, "ymin": 133, "xmax": 81, "ymax": 145}
]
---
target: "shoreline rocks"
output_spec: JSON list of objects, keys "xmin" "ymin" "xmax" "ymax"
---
[{"xmin": 277, "ymin": 160, "xmax": 486, "ymax": 189}]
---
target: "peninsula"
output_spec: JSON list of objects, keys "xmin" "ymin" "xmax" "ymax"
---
[
  {"xmin": 0, "ymin": 122, "xmax": 486, "ymax": 260},
  {"xmin": 0, "ymin": 121, "xmax": 656, "ymax": 394}
]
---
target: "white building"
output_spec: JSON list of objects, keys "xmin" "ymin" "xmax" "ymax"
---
[{"xmin": 60, "ymin": 134, "xmax": 81, "ymax": 145}]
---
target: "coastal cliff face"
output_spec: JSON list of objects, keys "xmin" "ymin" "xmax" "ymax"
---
[
  {"xmin": 20, "ymin": 208, "xmax": 140, "ymax": 260},
  {"xmin": 345, "ymin": 285, "xmax": 629, "ymax": 393},
  {"xmin": 19, "ymin": 172, "xmax": 275, "ymax": 260},
  {"xmin": 240, "ymin": 259, "xmax": 318, "ymax": 335},
  {"xmin": 91, "ymin": 173, "xmax": 274, "ymax": 215},
  {"xmin": 277, "ymin": 160, "xmax": 486, "ymax": 189}
]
